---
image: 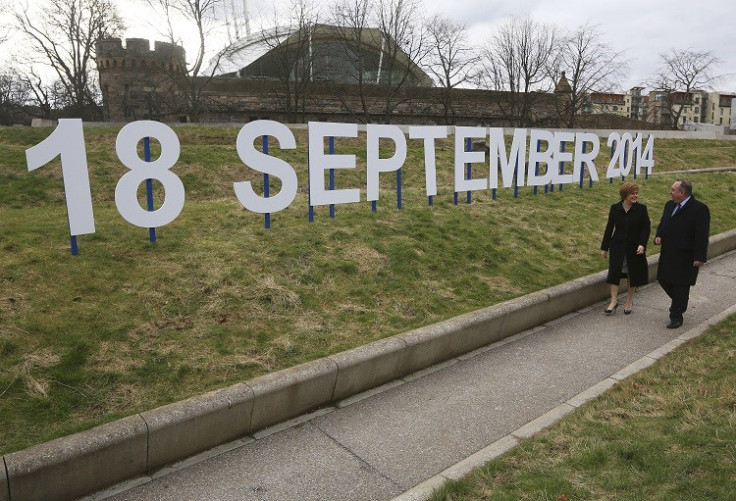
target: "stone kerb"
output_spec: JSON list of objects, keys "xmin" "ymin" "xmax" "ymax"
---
[
  {"xmin": 3, "ymin": 415, "xmax": 147, "ymax": 501},
  {"xmin": 1, "ymin": 457, "xmax": 8, "ymax": 501},
  {"xmin": 141, "ymin": 383, "xmax": 255, "ymax": 471},
  {"xmin": 3, "ymin": 230, "xmax": 735, "ymax": 501},
  {"xmin": 707, "ymin": 228, "xmax": 736, "ymax": 259},
  {"xmin": 330, "ymin": 337, "xmax": 407, "ymax": 401},
  {"xmin": 247, "ymin": 358, "xmax": 338, "ymax": 432}
]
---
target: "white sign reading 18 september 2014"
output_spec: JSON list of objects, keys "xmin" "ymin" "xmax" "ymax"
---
[{"xmin": 26, "ymin": 119, "xmax": 654, "ymax": 237}]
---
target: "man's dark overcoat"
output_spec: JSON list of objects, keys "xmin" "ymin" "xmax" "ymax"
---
[
  {"xmin": 600, "ymin": 202, "xmax": 651, "ymax": 286},
  {"xmin": 655, "ymin": 197, "xmax": 710, "ymax": 286}
]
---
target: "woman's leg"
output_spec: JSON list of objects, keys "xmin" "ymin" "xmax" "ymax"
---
[
  {"xmin": 607, "ymin": 284, "xmax": 619, "ymax": 311},
  {"xmin": 625, "ymin": 280, "xmax": 636, "ymax": 312}
]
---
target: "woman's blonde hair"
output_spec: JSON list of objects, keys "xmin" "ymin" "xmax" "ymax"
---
[{"xmin": 619, "ymin": 182, "xmax": 639, "ymax": 201}]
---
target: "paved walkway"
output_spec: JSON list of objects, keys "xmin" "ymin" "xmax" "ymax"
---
[{"xmin": 86, "ymin": 250, "xmax": 736, "ymax": 501}]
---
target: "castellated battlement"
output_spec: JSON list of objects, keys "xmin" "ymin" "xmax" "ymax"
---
[
  {"xmin": 97, "ymin": 37, "xmax": 189, "ymax": 122},
  {"xmin": 96, "ymin": 37, "xmax": 186, "ymax": 73}
]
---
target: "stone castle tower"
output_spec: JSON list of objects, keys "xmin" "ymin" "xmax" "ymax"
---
[{"xmin": 96, "ymin": 38, "xmax": 187, "ymax": 122}]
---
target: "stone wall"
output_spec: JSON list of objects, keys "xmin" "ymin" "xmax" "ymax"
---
[{"xmin": 96, "ymin": 38, "xmax": 656, "ymax": 130}]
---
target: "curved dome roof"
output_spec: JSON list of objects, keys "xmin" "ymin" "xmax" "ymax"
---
[{"xmin": 208, "ymin": 23, "xmax": 432, "ymax": 87}]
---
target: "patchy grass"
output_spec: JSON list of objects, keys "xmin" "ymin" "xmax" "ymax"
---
[
  {"xmin": 430, "ymin": 313, "xmax": 736, "ymax": 501},
  {"xmin": 1, "ymin": 125, "xmax": 735, "ymax": 454}
]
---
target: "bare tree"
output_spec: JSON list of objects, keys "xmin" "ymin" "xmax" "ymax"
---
[
  {"xmin": 423, "ymin": 14, "xmax": 478, "ymax": 124},
  {"xmin": 329, "ymin": 0, "xmax": 377, "ymax": 122},
  {"xmin": 14, "ymin": 0, "xmax": 124, "ymax": 119},
  {"xmin": 649, "ymin": 48, "xmax": 723, "ymax": 129},
  {"xmin": 0, "ymin": 69, "xmax": 31, "ymax": 124},
  {"xmin": 374, "ymin": 0, "xmax": 430, "ymax": 122},
  {"xmin": 481, "ymin": 15, "xmax": 559, "ymax": 127},
  {"xmin": 0, "ymin": 0, "xmax": 10, "ymax": 45},
  {"xmin": 254, "ymin": 0, "xmax": 321, "ymax": 123},
  {"xmin": 556, "ymin": 23, "xmax": 628, "ymax": 128},
  {"xmin": 20, "ymin": 67, "xmax": 59, "ymax": 119},
  {"xmin": 143, "ymin": 0, "xmax": 234, "ymax": 121}
]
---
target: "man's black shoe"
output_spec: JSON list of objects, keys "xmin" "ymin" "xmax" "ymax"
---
[{"xmin": 666, "ymin": 320, "xmax": 683, "ymax": 329}]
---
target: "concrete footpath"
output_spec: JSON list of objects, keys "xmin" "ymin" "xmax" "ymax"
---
[{"xmin": 82, "ymin": 249, "xmax": 736, "ymax": 501}]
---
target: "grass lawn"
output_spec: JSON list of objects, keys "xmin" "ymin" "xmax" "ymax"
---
[
  {"xmin": 430, "ymin": 312, "xmax": 736, "ymax": 501},
  {"xmin": 1, "ymin": 125, "xmax": 735, "ymax": 455}
]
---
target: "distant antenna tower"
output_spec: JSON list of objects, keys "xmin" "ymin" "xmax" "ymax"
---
[{"xmin": 224, "ymin": 0, "xmax": 251, "ymax": 44}]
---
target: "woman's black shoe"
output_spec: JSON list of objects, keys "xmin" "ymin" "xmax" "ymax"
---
[{"xmin": 604, "ymin": 303, "xmax": 618, "ymax": 315}]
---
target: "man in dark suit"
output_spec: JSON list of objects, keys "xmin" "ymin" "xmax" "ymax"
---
[{"xmin": 654, "ymin": 179, "xmax": 710, "ymax": 329}]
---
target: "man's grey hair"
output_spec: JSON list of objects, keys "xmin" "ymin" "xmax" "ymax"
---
[{"xmin": 676, "ymin": 179, "xmax": 693, "ymax": 196}]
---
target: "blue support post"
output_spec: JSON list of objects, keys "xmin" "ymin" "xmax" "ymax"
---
[
  {"xmin": 397, "ymin": 168, "xmax": 402, "ymax": 209},
  {"xmin": 632, "ymin": 143, "xmax": 638, "ymax": 180},
  {"xmin": 609, "ymin": 140, "xmax": 614, "ymax": 184},
  {"xmin": 144, "ymin": 137, "xmax": 157, "ymax": 243},
  {"xmin": 263, "ymin": 135, "xmax": 271, "ymax": 229},
  {"xmin": 622, "ymin": 139, "xmax": 628, "ymax": 182},
  {"xmin": 329, "ymin": 136, "xmax": 335, "ymax": 218},
  {"xmin": 534, "ymin": 139, "xmax": 541, "ymax": 195},
  {"xmin": 308, "ymin": 141, "xmax": 314, "ymax": 222},
  {"xmin": 466, "ymin": 137, "xmax": 472, "ymax": 204},
  {"xmin": 558, "ymin": 141, "xmax": 565, "ymax": 192},
  {"xmin": 580, "ymin": 141, "xmax": 587, "ymax": 188}
]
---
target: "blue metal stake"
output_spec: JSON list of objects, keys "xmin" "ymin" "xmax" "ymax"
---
[
  {"xmin": 308, "ymin": 141, "xmax": 314, "ymax": 222},
  {"xmin": 558, "ymin": 141, "xmax": 564, "ymax": 192},
  {"xmin": 397, "ymin": 169, "xmax": 402, "ymax": 209},
  {"xmin": 466, "ymin": 137, "xmax": 472, "ymax": 204},
  {"xmin": 580, "ymin": 141, "xmax": 587, "ymax": 188},
  {"xmin": 329, "ymin": 136, "xmax": 335, "ymax": 218},
  {"xmin": 263, "ymin": 135, "xmax": 271, "ymax": 229},
  {"xmin": 609, "ymin": 140, "xmax": 615, "ymax": 184},
  {"xmin": 534, "ymin": 139, "xmax": 541, "ymax": 195},
  {"xmin": 144, "ymin": 137, "xmax": 156, "ymax": 243},
  {"xmin": 632, "ymin": 143, "xmax": 638, "ymax": 180}
]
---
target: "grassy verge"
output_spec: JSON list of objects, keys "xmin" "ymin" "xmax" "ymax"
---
[
  {"xmin": 1, "ymin": 125, "xmax": 735, "ymax": 455},
  {"xmin": 430, "ymin": 312, "xmax": 736, "ymax": 501}
]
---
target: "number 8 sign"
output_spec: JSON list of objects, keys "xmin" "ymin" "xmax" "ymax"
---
[{"xmin": 115, "ymin": 121, "xmax": 185, "ymax": 228}]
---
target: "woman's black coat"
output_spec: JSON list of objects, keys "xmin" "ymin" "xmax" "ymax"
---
[{"xmin": 600, "ymin": 202, "xmax": 651, "ymax": 286}]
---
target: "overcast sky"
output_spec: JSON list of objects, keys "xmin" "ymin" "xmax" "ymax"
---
[{"xmin": 5, "ymin": 0, "xmax": 736, "ymax": 93}]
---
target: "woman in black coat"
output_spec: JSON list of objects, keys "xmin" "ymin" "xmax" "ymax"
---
[{"xmin": 600, "ymin": 182, "xmax": 651, "ymax": 314}]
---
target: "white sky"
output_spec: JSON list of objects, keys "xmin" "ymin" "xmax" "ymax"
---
[{"xmin": 3, "ymin": 0, "xmax": 736, "ymax": 93}]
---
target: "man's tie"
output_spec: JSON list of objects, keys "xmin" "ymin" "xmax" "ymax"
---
[{"xmin": 672, "ymin": 203, "xmax": 681, "ymax": 216}]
